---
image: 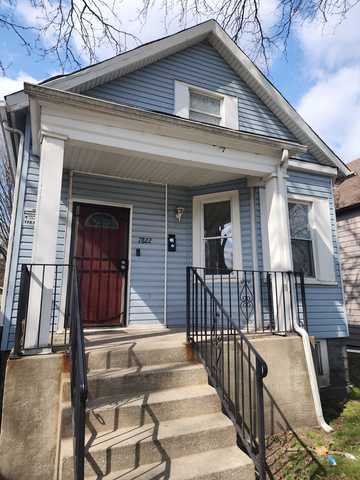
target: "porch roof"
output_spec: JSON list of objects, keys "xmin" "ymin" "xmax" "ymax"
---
[
  {"xmin": 26, "ymin": 82, "xmax": 307, "ymax": 157},
  {"xmin": 26, "ymin": 83, "xmax": 313, "ymax": 184}
]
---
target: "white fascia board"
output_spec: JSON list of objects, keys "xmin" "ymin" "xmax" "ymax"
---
[
  {"xmin": 43, "ymin": 21, "xmax": 215, "ymax": 92},
  {"xmin": 288, "ymin": 159, "xmax": 338, "ymax": 177},
  {"xmin": 29, "ymin": 97, "xmax": 41, "ymax": 155},
  {"xmin": 25, "ymin": 83, "xmax": 307, "ymax": 158},
  {"xmin": 41, "ymin": 105, "xmax": 278, "ymax": 177},
  {"xmin": 4, "ymin": 90, "xmax": 29, "ymax": 111},
  {"xmin": 208, "ymin": 24, "xmax": 350, "ymax": 177}
]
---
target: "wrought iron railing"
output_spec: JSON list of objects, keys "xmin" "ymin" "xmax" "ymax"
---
[
  {"xmin": 186, "ymin": 266, "xmax": 268, "ymax": 479},
  {"xmin": 14, "ymin": 263, "xmax": 72, "ymax": 354},
  {"xmin": 186, "ymin": 266, "xmax": 309, "ymax": 479},
  {"xmin": 189, "ymin": 267, "xmax": 308, "ymax": 335},
  {"xmin": 68, "ymin": 266, "xmax": 88, "ymax": 480}
]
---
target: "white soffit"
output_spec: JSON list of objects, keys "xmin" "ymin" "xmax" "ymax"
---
[{"xmin": 64, "ymin": 144, "xmax": 243, "ymax": 187}]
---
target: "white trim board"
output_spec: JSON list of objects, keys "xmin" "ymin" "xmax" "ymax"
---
[
  {"xmin": 174, "ymin": 80, "xmax": 239, "ymax": 130},
  {"xmin": 288, "ymin": 192, "xmax": 336, "ymax": 284}
]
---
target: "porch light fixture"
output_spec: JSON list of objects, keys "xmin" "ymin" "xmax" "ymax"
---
[{"xmin": 175, "ymin": 207, "xmax": 184, "ymax": 223}]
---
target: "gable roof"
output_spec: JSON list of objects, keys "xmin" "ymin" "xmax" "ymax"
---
[
  {"xmin": 6, "ymin": 19, "xmax": 351, "ymax": 176},
  {"xmin": 335, "ymin": 159, "xmax": 360, "ymax": 211}
]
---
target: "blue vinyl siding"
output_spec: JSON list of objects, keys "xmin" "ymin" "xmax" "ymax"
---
[
  {"xmin": 87, "ymin": 42, "xmax": 296, "ymax": 144},
  {"xmin": 3, "ymin": 155, "xmax": 69, "ymax": 350},
  {"xmin": 1, "ymin": 160, "xmax": 346, "ymax": 348},
  {"xmin": 287, "ymin": 170, "xmax": 348, "ymax": 338},
  {"xmin": 166, "ymin": 186, "xmax": 192, "ymax": 326},
  {"xmin": 86, "ymin": 41, "xmax": 323, "ymax": 166}
]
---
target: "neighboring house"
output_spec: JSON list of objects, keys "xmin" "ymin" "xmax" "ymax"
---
[
  {"xmin": 335, "ymin": 159, "xmax": 360, "ymax": 350},
  {"xmin": 0, "ymin": 20, "xmax": 352, "ymax": 480}
]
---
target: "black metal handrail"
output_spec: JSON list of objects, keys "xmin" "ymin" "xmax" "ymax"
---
[
  {"xmin": 186, "ymin": 266, "xmax": 268, "ymax": 479},
  {"xmin": 13, "ymin": 263, "xmax": 72, "ymax": 355},
  {"xmin": 68, "ymin": 266, "xmax": 88, "ymax": 480},
  {"xmin": 189, "ymin": 267, "xmax": 308, "ymax": 335}
]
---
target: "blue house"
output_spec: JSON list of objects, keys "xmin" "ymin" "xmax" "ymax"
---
[{"xmin": 0, "ymin": 20, "xmax": 351, "ymax": 480}]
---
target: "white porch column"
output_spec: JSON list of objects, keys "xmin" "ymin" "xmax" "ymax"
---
[
  {"xmin": 263, "ymin": 150, "xmax": 292, "ymax": 272},
  {"xmin": 262, "ymin": 150, "xmax": 292, "ymax": 332},
  {"xmin": 24, "ymin": 133, "xmax": 66, "ymax": 349}
]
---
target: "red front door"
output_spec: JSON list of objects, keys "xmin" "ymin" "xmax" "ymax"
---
[{"xmin": 73, "ymin": 203, "xmax": 129, "ymax": 327}]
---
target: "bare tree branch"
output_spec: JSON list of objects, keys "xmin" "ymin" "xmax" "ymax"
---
[{"xmin": 0, "ymin": 0, "xmax": 359, "ymax": 72}]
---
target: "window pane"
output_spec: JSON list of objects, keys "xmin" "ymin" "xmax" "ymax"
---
[
  {"xmin": 205, "ymin": 238, "xmax": 233, "ymax": 273},
  {"xmin": 190, "ymin": 91, "xmax": 221, "ymax": 115},
  {"xmin": 204, "ymin": 201, "xmax": 231, "ymax": 238},
  {"xmin": 189, "ymin": 110, "xmax": 221, "ymax": 126},
  {"xmin": 291, "ymin": 239, "xmax": 315, "ymax": 276},
  {"xmin": 288, "ymin": 203, "xmax": 311, "ymax": 240},
  {"xmin": 85, "ymin": 212, "xmax": 119, "ymax": 229}
]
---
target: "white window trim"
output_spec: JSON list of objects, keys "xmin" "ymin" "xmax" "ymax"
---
[
  {"xmin": 192, "ymin": 190, "xmax": 242, "ymax": 274},
  {"xmin": 174, "ymin": 80, "xmax": 239, "ymax": 130},
  {"xmin": 315, "ymin": 339, "xmax": 330, "ymax": 388},
  {"xmin": 288, "ymin": 193, "xmax": 336, "ymax": 285}
]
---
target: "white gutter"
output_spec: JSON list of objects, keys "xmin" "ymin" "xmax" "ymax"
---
[
  {"xmin": 0, "ymin": 121, "xmax": 25, "ymax": 330},
  {"xmin": 293, "ymin": 317, "xmax": 333, "ymax": 432},
  {"xmin": 1, "ymin": 122, "xmax": 18, "ymax": 179}
]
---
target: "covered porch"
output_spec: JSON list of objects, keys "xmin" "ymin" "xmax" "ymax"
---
[{"xmin": 13, "ymin": 82, "xmax": 308, "ymax": 351}]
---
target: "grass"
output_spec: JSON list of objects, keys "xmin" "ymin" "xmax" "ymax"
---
[{"xmin": 266, "ymin": 386, "xmax": 360, "ymax": 479}]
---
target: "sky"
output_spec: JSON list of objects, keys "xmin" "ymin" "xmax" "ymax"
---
[{"xmin": 0, "ymin": 0, "xmax": 359, "ymax": 163}]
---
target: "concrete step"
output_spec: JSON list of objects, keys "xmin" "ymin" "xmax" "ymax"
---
[
  {"xmin": 86, "ymin": 340, "xmax": 195, "ymax": 372},
  {"xmin": 62, "ymin": 384, "xmax": 221, "ymax": 437},
  {"xmin": 61, "ymin": 412, "xmax": 237, "ymax": 479},
  {"xmin": 84, "ymin": 446, "xmax": 255, "ymax": 480},
  {"xmin": 74, "ymin": 362, "xmax": 208, "ymax": 401}
]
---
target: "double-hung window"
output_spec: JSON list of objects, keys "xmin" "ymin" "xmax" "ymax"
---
[
  {"xmin": 193, "ymin": 191, "xmax": 241, "ymax": 275},
  {"xmin": 189, "ymin": 91, "xmax": 222, "ymax": 126},
  {"xmin": 287, "ymin": 194, "xmax": 336, "ymax": 284},
  {"xmin": 203, "ymin": 200, "xmax": 233, "ymax": 273},
  {"xmin": 288, "ymin": 202, "xmax": 315, "ymax": 277},
  {"xmin": 174, "ymin": 81, "xmax": 239, "ymax": 130}
]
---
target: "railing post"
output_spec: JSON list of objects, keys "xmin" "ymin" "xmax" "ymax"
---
[
  {"xmin": 186, "ymin": 266, "xmax": 191, "ymax": 343},
  {"xmin": 266, "ymin": 273, "xmax": 274, "ymax": 333},
  {"xmin": 14, "ymin": 264, "xmax": 30, "ymax": 355},
  {"xmin": 300, "ymin": 272, "xmax": 309, "ymax": 331},
  {"xmin": 256, "ymin": 356, "xmax": 267, "ymax": 480}
]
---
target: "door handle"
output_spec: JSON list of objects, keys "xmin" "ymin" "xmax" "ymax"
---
[{"xmin": 117, "ymin": 258, "xmax": 128, "ymax": 272}]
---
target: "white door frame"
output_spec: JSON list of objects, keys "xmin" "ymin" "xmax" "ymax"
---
[{"xmin": 61, "ymin": 195, "xmax": 133, "ymax": 329}]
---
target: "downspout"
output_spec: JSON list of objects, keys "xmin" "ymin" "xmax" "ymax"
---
[
  {"xmin": 0, "ymin": 121, "xmax": 25, "ymax": 335},
  {"xmin": 164, "ymin": 184, "xmax": 168, "ymax": 327},
  {"xmin": 280, "ymin": 148, "xmax": 332, "ymax": 433},
  {"xmin": 293, "ymin": 319, "xmax": 333, "ymax": 432}
]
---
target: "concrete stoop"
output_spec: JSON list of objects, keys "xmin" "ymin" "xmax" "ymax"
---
[{"xmin": 58, "ymin": 330, "xmax": 255, "ymax": 480}]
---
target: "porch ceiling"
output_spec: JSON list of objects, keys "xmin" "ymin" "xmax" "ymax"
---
[{"xmin": 64, "ymin": 143, "xmax": 244, "ymax": 187}]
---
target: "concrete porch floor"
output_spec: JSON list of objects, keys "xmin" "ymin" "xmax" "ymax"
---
[{"xmin": 83, "ymin": 326, "xmax": 187, "ymax": 351}]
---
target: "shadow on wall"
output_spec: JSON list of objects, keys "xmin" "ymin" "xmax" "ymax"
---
[{"xmin": 348, "ymin": 351, "xmax": 360, "ymax": 388}]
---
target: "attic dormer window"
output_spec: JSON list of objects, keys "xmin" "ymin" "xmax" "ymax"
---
[
  {"xmin": 189, "ymin": 91, "xmax": 221, "ymax": 126},
  {"xmin": 174, "ymin": 81, "xmax": 239, "ymax": 130}
]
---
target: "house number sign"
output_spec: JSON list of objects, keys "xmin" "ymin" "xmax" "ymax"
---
[
  {"xmin": 138, "ymin": 237, "xmax": 152, "ymax": 244},
  {"xmin": 23, "ymin": 208, "xmax": 36, "ymax": 226}
]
